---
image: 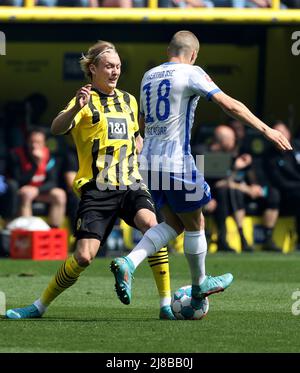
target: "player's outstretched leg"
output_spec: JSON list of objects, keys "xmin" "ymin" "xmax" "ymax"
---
[
  {"xmin": 6, "ymin": 304, "xmax": 42, "ymax": 319},
  {"xmin": 6, "ymin": 254, "xmax": 86, "ymax": 319},
  {"xmin": 110, "ymin": 256, "xmax": 135, "ymax": 305},
  {"xmin": 191, "ymin": 273, "xmax": 234, "ymax": 302}
]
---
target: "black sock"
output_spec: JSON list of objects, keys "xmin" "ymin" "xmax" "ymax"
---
[
  {"xmin": 238, "ymin": 227, "xmax": 245, "ymax": 242},
  {"xmin": 238, "ymin": 228, "xmax": 251, "ymax": 249}
]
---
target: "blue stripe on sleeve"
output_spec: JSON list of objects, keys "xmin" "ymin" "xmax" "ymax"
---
[{"xmin": 206, "ymin": 88, "xmax": 222, "ymax": 101}]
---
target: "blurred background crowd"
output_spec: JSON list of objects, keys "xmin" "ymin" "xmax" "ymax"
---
[{"xmin": 0, "ymin": 0, "xmax": 300, "ymax": 9}]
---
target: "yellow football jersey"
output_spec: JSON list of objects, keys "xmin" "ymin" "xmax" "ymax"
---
[{"xmin": 61, "ymin": 88, "xmax": 142, "ymax": 195}]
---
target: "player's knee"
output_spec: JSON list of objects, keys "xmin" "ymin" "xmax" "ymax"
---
[
  {"xmin": 50, "ymin": 188, "xmax": 67, "ymax": 205},
  {"xmin": 74, "ymin": 251, "xmax": 94, "ymax": 267},
  {"xmin": 134, "ymin": 209, "xmax": 158, "ymax": 234},
  {"xmin": 74, "ymin": 239, "xmax": 98, "ymax": 266},
  {"xmin": 184, "ymin": 215, "xmax": 203, "ymax": 232},
  {"xmin": 138, "ymin": 215, "xmax": 157, "ymax": 234},
  {"xmin": 18, "ymin": 188, "xmax": 34, "ymax": 202}
]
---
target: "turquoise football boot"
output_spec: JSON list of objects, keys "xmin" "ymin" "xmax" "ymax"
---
[
  {"xmin": 6, "ymin": 304, "xmax": 42, "ymax": 319},
  {"xmin": 110, "ymin": 256, "xmax": 135, "ymax": 305},
  {"xmin": 159, "ymin": 305, "xmax": 176, "ymax": 320},
  {"xmin": 192, "ymin": 273, "xmax": 234, "ymax": 301}
]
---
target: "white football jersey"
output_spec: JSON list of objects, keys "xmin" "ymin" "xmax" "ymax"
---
[{"xmin": 139, "ymin": 62, "xmax": 221, "ymax": 173}]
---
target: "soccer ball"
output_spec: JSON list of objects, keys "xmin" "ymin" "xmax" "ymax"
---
[{"xmin": 171, "ymin": 285, "xmax": 209, "ymax": 320}]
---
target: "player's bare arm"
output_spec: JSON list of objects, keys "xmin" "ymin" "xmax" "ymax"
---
[
  {"xmin": 135, "ymin": 134, "xmax": 143, "ymax": 154},
  {"xmin": 212, "ymin": 91, "xmax": 292, "ymax": 152},
  {"xmin": 51, "ymin": 84, "xmax": 91, "ymax": 135}
]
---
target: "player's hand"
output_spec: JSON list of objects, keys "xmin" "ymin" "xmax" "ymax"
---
[
  {"xmin": 234, "ymin": 153, "xmax": 252, "ymax": 170},
  {"xmin": 75, "ymin": 84, "xmax": 91, "ymax": 109},
  {"xmin": 264, "ymin": 128, "xmax": 293, "ymax": 151},
  {"xmin": 215, "ymin": 179, "xmax": 229, "ymax": 188},
  {"xmin": 249, "ymin": 184, "xmax": 264, "ymax": 199}
]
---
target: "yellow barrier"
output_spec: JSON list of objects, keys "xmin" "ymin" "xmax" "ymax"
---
[{"xmin": 1, "ymin": 8, "xmax": 300, "ymax": 24}]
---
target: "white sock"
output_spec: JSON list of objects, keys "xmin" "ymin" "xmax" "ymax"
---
[
  {"xmin": 33, "ymin": 299, "xmax": 47, "ymax": 315},
  {"xmin": 127, "ymin": 222, "xmax": 177, "ymax": 268},
  {"xmin": 184, "ymin": 230, "xmax": 207, "ymax": 286},
  {"xmin": 160, "ymin": 296, "xmax": 172, "ymax": 308},
  {"xmin": 127, "ymin": 236, "xmax": 155, "ymax": 268}
]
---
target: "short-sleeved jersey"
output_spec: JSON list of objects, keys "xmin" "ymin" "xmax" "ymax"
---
[
  {"xmin": 139, "ymin": 62, "xmax": 221, "ymax": 173},
  {"xmin": 62, "ymin": 88, "xmax": 142, "ymax": 195}
]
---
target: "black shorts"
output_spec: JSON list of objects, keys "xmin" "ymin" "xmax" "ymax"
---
[{"xmin": 74, "ymin": 183, "xmax": 156, "ymax": 245}]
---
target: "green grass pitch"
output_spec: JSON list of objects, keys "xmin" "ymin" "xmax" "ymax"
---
[{"xmin": 0, "ymin": 253, "xmax": 299, "ymax": 353}]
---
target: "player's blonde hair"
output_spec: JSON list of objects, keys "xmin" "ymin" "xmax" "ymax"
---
[
  {"xmin": 80, "ymin": 40, "xmax": 117, "ymax": 79},
  {"xmin": 168, "ymin": 31, "xmax": 200, "ymax": 57}
]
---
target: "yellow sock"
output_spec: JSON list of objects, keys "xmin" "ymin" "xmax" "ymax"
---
[
  {"xmin": 148, "ymin": 247, "xmax": 171, "ymax": 307},
  {"xmin": 40, "ymin": 255, "xmax": 86, "ymax": 307}
]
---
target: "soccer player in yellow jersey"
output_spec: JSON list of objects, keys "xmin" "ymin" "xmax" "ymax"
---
[{"xmin": 5, "ymin": 40, "xmax": 178, "ymax": 320}]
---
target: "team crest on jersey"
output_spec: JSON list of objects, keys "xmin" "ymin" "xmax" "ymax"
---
[{"xmin": 204, "ymin": 74, "xmax": 213, "ymax": 82}]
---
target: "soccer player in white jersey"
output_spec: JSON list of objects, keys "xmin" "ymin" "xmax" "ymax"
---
[{"xmin": 110, "ymin": 31, "xmax": 292, "ymax": 311}]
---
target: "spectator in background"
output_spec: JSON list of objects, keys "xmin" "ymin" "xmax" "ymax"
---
[
  {"xmin": 160, "ymin": 0, "xmax": 214, "ymax": 7},
  {"xmin": 55, "ymin": 0, "xmax": 99, "ymax": 6},
  {"xmin": 7, "ymin": 128, "xmax": 66, "ymax": 228},
  {"xmin": 228, "ymin": 119, "xmax": 247, "ymax": 151},
  {"xmin": 0, "ymin": 0, "xmax": 98, "ymax": 6},
  {"xmin": 231, "ymin": 0, "xmax": 288, "ymax": 7},
  {"xmin": 100, "ymin": 0, "xmax": 132, "ymax": 6},
  {"xmin": 242, "ymin": 158, "xmax": 281, "ymax": 252},
  {"xmin": 266, "ymin": 121, "xmax": 300, "ymax": 251},
  {"xmin": 204, "ymin": 124, "xmax": 254, "ymax": 252},
  {"xmin": 231, "ymin": 0, "xmax": 270, "ymax": 7},
  {"xmin": 205, "ymin": 124, "xmax": 282, "ymax": 252},
  {"xmin": 217, "ymin": 120, "xmax": 282, "ymax": 252}
]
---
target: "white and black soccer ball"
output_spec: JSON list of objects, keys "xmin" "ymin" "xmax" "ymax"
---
[{"xmin": 171, "ymin": 285, "xmax": 209, "ymax": 320}]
